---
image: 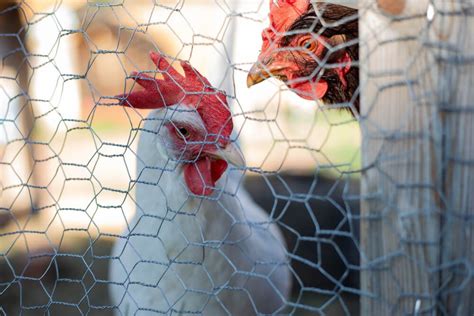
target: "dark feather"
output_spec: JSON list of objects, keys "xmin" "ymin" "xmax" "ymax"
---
[{"xmin": 283, "ymin": 3, "xmax": 359, "ymax": 113}]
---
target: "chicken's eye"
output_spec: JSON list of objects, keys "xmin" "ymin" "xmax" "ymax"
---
[
  {"xmin": 298, "ymin": 37, "xmax": 317, "ymax": 53},
  {"xmin": 177, "ymin": 127, "xmax": 190, "ymax": 139}
]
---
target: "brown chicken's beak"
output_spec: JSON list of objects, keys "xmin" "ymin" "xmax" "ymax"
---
[{"xmin": 247, "ymin": 59, "xmax": 288, "ymax": 88}]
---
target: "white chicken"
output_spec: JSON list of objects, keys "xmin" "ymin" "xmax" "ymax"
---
[{"xmin": 109, "ymin": 52, "xmax": 291, "ymax": 315}]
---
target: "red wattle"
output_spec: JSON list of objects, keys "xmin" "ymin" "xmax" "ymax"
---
[
  {"xmin": 289, "ymin": 80, "xmax": 328, "ymax": 100},
  {"xmin": 183, "ymin": 157, "xmax": 228, "ymax": 196},
  {"xmin": 210, "ymin": 159, "xmax": 228, "ymax": 183}
]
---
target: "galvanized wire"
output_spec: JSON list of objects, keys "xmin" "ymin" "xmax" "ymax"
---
[{"xmin": 1, "ymin": 0, "xmax": 471, "ymax": 315}]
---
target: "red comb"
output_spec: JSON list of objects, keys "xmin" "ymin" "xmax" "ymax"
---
[
  {"xmin": 117, "ymin": 51, "xmax": 233, "ymax": 141},
  {"xmin": 261, "ymin": 0, "xmax": 310, "ymax": 53}
]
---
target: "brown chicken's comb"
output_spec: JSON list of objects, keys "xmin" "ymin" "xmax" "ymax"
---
[
  {"xmin": 262, "ymin": 0, "xmax": 310, "ymax": 53},
  {"xmin": 117, "ymin": 51, "xmax": 233, "ymax": 140}
]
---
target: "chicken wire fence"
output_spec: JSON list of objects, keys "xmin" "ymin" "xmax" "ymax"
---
[{"xmin": 0, "ymin": 0, "xmax": 473, "ymax": 315}]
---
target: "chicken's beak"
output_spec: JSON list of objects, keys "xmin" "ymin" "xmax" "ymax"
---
[
  {"xmin": 212, "ymin": 142, "xmax": 246, "ymax": 168},
  {"xmin": 247, "ymin": 56, "xmax": 290, "ymax": 88}
]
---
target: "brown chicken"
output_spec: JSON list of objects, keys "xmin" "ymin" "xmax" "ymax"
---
[{"xmin": 247, "ymin": 1, "xmax": 359, "ymax": 113}]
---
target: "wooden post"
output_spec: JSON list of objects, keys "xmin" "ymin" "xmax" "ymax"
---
[{"xmin": 360, "ymin": 0, "xmax": 474, "ymax": 314}]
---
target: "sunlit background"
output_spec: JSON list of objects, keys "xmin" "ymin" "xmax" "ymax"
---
[{"xmin": 1, "ymin": 0, "xmax": 360, "ymax": 314}]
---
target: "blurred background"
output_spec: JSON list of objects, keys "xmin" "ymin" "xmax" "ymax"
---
[{"xmin": 0, "ymin": 0, "xmax": 360, "ymax": 314}]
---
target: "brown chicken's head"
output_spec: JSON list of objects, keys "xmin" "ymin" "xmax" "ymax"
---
[{"xmin": 247, "ymin": 0, "xmax": 358, "ymax": 107}]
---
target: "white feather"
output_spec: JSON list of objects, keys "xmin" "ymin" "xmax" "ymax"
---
[{"xmin": 109, "ymin": 107, "xmax": 291, "ymax": 315}]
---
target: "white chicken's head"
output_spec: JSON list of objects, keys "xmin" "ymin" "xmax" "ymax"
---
[{"xmin": 117, "ymin": 51, "xmax": 244, "ymax": 196}]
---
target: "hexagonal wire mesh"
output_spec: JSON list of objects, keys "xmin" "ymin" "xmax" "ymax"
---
[{"xmin": 1, "ymin": 0, "xmax": 472, "ymax": 315}]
